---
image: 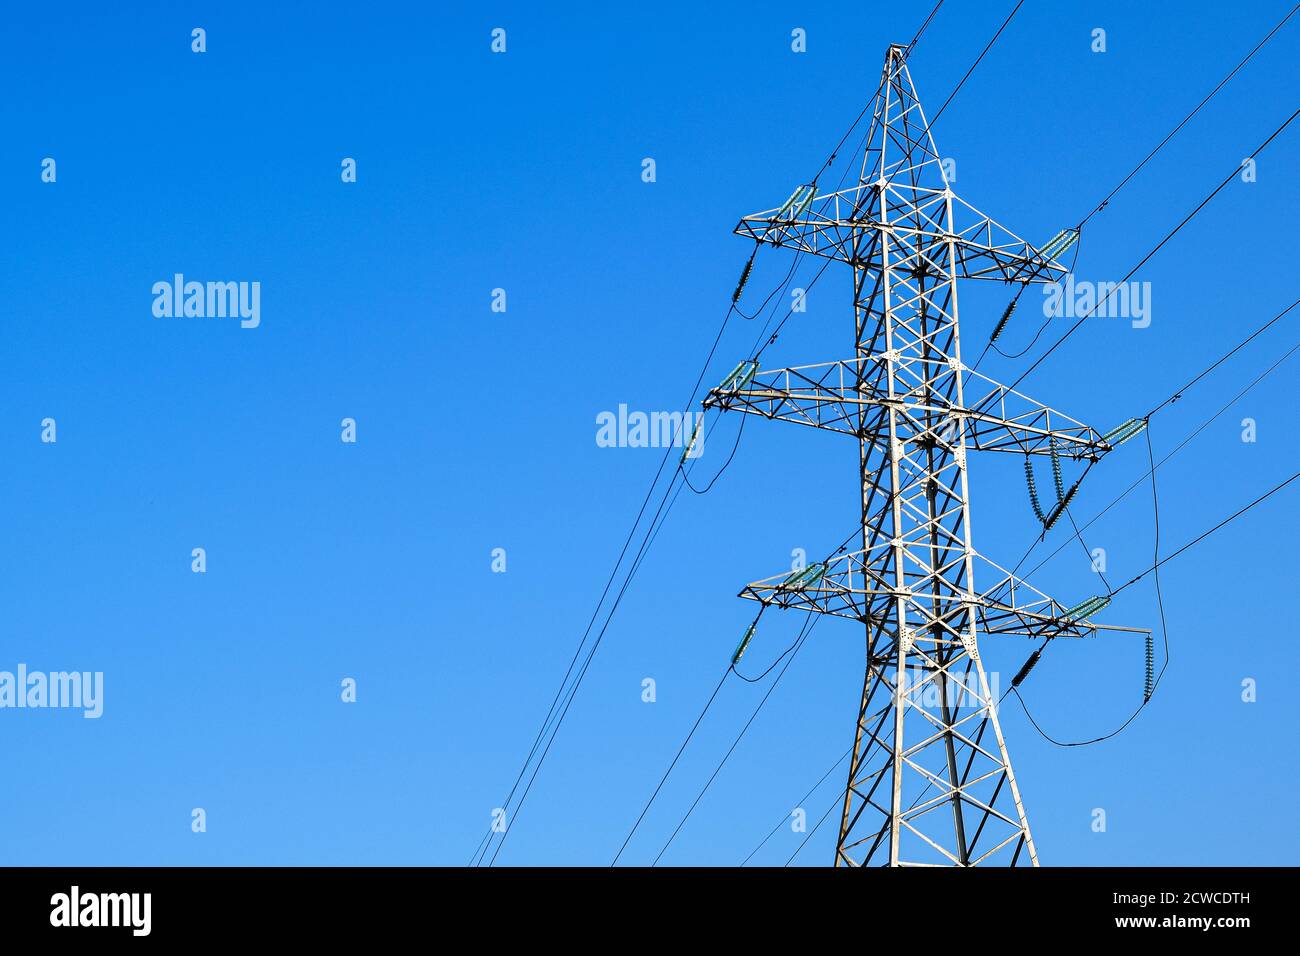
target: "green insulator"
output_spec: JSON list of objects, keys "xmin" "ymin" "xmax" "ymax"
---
[
  {"xmin": 1102, "ymin": 418, "xmax": 1138, "ymax": 441},
  {"xmin": 717, "ymin": 359, "xmax": 758, "ymax": 393},
  {"xmin": 780, "ymin": 568, "xmax": 807, "ymax": 589},
  {"xmin": 775, "ymin": 185, "xmax": 804, "ymax": 218},
  {"xmin": 780, "ymin": 563, "xmax": 826, "ymax": 590},
  {"xmin": 679, "ymin": 417, "xmax": 704, "ymax": 465},
  {"xmin": 1063, "ymin": 595, "xmax": 1111, "ymax": 622},
  {"xmin": 736, "ymin": 360, "xmax": 759, "ymax": 389},
  {"xmin": 1102, "ymin": 418, "xmax": 1149, "ymax": 446},
  {"xmin": 1113, "ymin": 418, "xmax": 1149, "ymax": 446},
  {"xmin": 792, "ymin": 185, "xmax": 817, "ymax": 219},
  {"xmin": 1042, "ymin": 469, "xmax": 1079, "ymax": 532},
  {"xmin": 1042, "ymin": 499, "xmax": 1065, "ymax": 532},
  {"xmin": 732, "ymin": 622, "xmax": 757, "ymax": 665},
  {"xmin": 1050, "ymin": 486, "xmax": 1081, "ymax": 522},
  {"xmin": 719, "ymin": 359, "xmax": 748, "ymax": 390},
  {"xmin": 1040, "ymin": 227, "xmax": 1080, "ymax": 261},
  {"xmin": 1061, "ymin": 600, "xmax": 1088, "ymax": 620}
]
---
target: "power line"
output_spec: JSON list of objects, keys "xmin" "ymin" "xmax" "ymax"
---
[
  {"xmin": 483, "ymin": 386, "xmax": 757, "ymax": 864},
  {"xmin": 1005, "ymin": 106, "xmax": 1300, "ymax": 393},
  {"xmin": 906, "ymin": 0, "xmax": 947, "ymax": 55},
  {"xmin": 681, "ymin": 409, "xmax": 748, "ymax": 494},
  {"xmin": 750, "ymin": 326, "xmax": 1299, "ymax": 849},
  {"xmin": 615, "ymin": 527, "xmax": 855, "ymax": 864},
  {"xmin": 475, "ymin": 125, "xmax": 866, "ymax": 858},
  {"xmin": 1111, "ymin": 471, "xmax": 1300, "ymax": 599},
  {"xmin": 730, "ymin": 625, "xmax": 806, "ymax": 683},
  {"xmin": 610, "ymin": 665, "xmax": 732, "ymax": 866},
  {"xmin": 752, "ymin": 257, "xmax": 835, "ymax": 359},
  {"xmin": 734, "ymin": 249, "xmax": 801, "ymax": 321},
  {"xmin": 971, "ymin": 230, "xmax": 1084, "ymax": 373},
  {"xmin": 485, "ymin": 465, "xmax": 690, "ymax": 865},
  {"xmin": 785, "ymin": 784, "xmax": 846, "ymax": 865},
  {"xmin": 651, "ymin": 613, "xmax": 821, "ymax": 865},
  {"xmin": 1080, "ymin": 3, "xmax": 1300, "ymax": 227},
  {"xmin": 1145, "ymin": 298, "xmax": 1299, "ymax": 418},
  {"xmin": 927, "ymin": 0, "xmax": 1025, "ymax": 128},
  {"xmin": 1010, "ymin": 422, "xmax": 1170, "ymax": 748},
  {"xmin": 469, "ymin": 303, "xmax": 733, "ymax": 864},
  {"xmin": 467, "ymin": 446, "xmax": 682, "ymax": 865},
  {"xmin": 1012, "ymin": 466, "xmax": 1299, "ymax": 747},
  {"xmin": 970, "ymin": 9, "xmax": 1295, "ymax": 372},
  {"xmin": 740, "ymin": 747, "xmax": 851, "ymax": 865},
  {"xmin": 1008, "ymin": 324, "xmax": 1300, "ymax": 588}
]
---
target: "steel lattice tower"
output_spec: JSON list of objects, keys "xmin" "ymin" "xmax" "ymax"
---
[{"xmin": 706, "ymin": 45, "xmax": 1143, "ymax": 866}]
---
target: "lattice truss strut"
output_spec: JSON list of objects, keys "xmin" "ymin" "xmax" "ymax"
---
[{"xmin": 704, "ymin": 45, "xmax": 1141, "ymax": 867}]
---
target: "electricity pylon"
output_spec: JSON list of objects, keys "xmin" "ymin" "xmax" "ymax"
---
[{"xmin": 706, "ymin": 44, "xmax": 1144, "ymax": 867}]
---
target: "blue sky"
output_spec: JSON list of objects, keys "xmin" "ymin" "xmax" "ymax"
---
[{"xmin": 1, "ymin": 0, "xmax": 1296, "ymax": 866}]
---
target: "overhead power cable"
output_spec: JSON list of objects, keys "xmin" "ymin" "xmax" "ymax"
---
[
  {"xmin": 485, "ymin": 464, "xmax": 690, "ymax": 865},
  {"xmin": 751, "ymin": 326, "xmax": 1299, "ymax": 853},
  {"xmin": 1012, "ymin": 467, "xmax": 1299, "ymax": 747},
  {"xmin": 740, "ymin": 746, "xmax": 852, "ymax": 865},
  {"xmin": 972, "ymin": 7, "xmax": 1297, "ymax": 368},
  {"xmin": 906, "ymin": 0, "xmax": 947, "ymax": 56},
  {"xmin": 610, "ymin": 665, "xmax": 732, "ymax": 866},
  {"xmin": 1000, "ymin": 301, "xmax": 1299, "ymax": 590},
  {"xmin": 469, "ymin": 309, "xmax": 732, "ymax": 865},
  {"xmin": 479, "ymin": 111, "xmax": 871, "ymax": 860},
  {"xmin": 1109, "ymin": 471, "xmax": 1299, "ymax": 599},
  {"xmin": 1145, "ymin": 298, "xmax": 1299, "ymax": 418},
  {"xmin": 1079, "ymin": 3, "xmax": 1300, "ymax": 227},
  {"xmin": 651, "ymin": 613, "xmax": 822, "ymax": 865},
  {"xmin": 477, "ymin": 289, "xmax": 776, "ymax": 865},
  {"xmin": 927, "ymin": 0, "xmax": 1025, "ymax": 129},
  {"xmin": 1005, "ymin": 106, "xmax": 1300, "ymax": 393}
]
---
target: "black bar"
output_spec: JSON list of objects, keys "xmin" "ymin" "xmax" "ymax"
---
[{"xmin": 0, "ymin": 866, "xmax": 1284, "ymax": 941}]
